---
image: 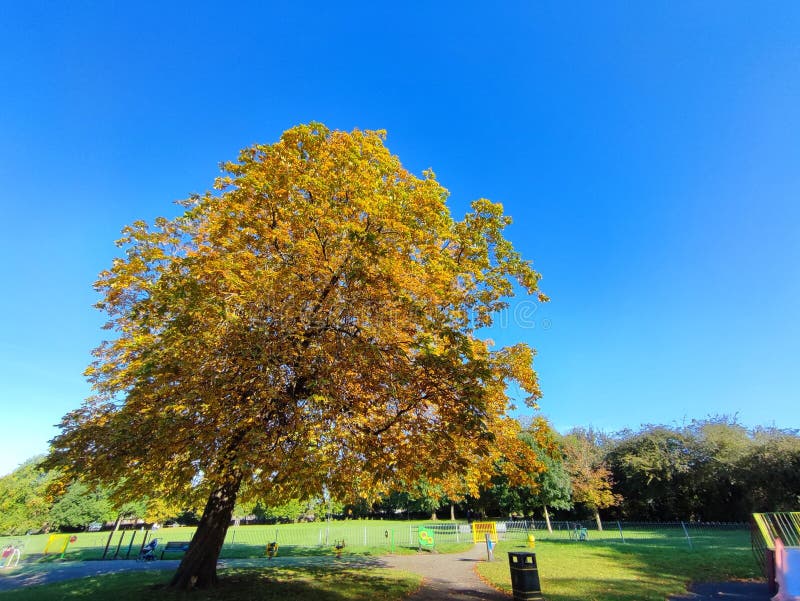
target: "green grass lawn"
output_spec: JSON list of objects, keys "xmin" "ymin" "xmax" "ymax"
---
[
  {"xmin": 0, "ymin": 565, "xmax": 421, "ymax": 601},
  {"xmin": 0, "ymin": 525, "xmax": 761, "ymax": 600},
  {"xmin": 477, "ymin": 538, "xmax": 762, "ymax": 601},
  {"xmin": 2, "ymin": 520, "xmax": 758, "ymax": 601},
  {"xmin": 1, "ymin": 520, "xmax": 471, "ymax": 562}
]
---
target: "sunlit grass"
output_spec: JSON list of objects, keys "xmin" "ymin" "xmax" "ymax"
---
[
  {"xmin": 476, "ymin": 538, "xmax": 761, "ymax": 601},
  {"xmin": 4, "ymin": 521, "xmax": 474, "ymax": 561}
]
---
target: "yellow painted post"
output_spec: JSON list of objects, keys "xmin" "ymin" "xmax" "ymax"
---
[{"xmin": 754, "ymin": 513, "xmax": 775, "ymax": 550}]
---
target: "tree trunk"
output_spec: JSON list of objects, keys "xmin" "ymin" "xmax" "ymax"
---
[
  {"xmin": 431, "ymin": 511, "xmax": 437, "ymax": 521},
  {"xmin": 543, "ymin": 506, "xmax": 553, "ymax": 533},
  {"xmin": 169, "ymin": 477, "xmax": 241, "ymax": 590},
  {"xmin": 594, "ymin": 509, "xmax": 603, "ymax": 531},
  {"xmin": 450, "ymin": 504, "xmax": 455, "ymax": 521}
]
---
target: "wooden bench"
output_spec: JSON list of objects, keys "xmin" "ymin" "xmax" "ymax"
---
[{"xmin": 160, "ymin": 541, "xmax": 191, "ymax": 559}]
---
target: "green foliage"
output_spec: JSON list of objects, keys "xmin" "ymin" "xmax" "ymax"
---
[
  {"xmin": 406, "ymin": 479, "xmax": 447, "ymax": 518},
  {"xmin": 263, "ymin": 494, "xmax": 348, "ymax": 521},
  {"xmin": 520, "ymin": 428, "xmax": 573, "ymax": 513},
  {"xmin": 0, "ymin": 458, "xmax": 54, "ymax": 535},
  {"xmin": 739, "ymin": 430, "xmax": 800, "ymax": 513},
  {"xmin": 259, "ymin": 499, "xmax": 308, "ymax": 522},
  {"xmin": 0, "ymin": 461, "xmax": 151, "ymax": 536},
  {"xmin": 604, "ymin": 418, "xmax": 800, "ymax": 521},
  {"xmin": 467, "ymin": 428, "xmax": 572, "ymax": 519},
  {"xmin": 536, "ymin": 455, "xmax": 573, "ymax": 511},
  {"xmin": 605, "ymin": 426, "xmax": 697, "ymax": 519},
  {"xmin": 48, "ymin": 481, "xmax": 116, "ymax": 530}
]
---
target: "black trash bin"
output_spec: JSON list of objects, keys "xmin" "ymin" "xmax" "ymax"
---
[{"xmin": 508, "ymin": 552, "xmax": 543, "ymax": 601}]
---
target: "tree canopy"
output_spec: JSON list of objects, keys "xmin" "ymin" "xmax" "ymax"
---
[
  {"xmin": 561, "ymin": 428, "xmax": 621, "ymax": 529},
  {"xmin": 0, "ymin": 458, "xmax": 55, "ymax": 536},
  {"xmin": 47, "ymin": 481, "xmax": 116, "ymax": 530},
  {"xmin": 45, "ymin": 123, "xmax": 548, "ymax": 588},
  {"xmin": 605, "ymin": 419, "xmax": 800, "ymax": 521}
]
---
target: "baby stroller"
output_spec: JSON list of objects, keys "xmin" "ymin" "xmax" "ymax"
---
[{"xmin": 137, "ymin": 538, "xmax": 159, "ymax": 561}]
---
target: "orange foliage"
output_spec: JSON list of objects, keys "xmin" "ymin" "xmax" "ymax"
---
[{"xmin": 46, "ymin": 123, "xmax": 549, "ymax": 510}]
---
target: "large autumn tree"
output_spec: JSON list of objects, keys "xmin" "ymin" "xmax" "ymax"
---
[{"xmin": 45, "ymin": 123, "xmax": 548, "ymax": 589}]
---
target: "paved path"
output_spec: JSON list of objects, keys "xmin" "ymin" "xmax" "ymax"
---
[
  {"xmin": 669, "ymin": 581, "xmax": 771, "ymax": 600},
  {"xmin": 380, "ymin": 545, "xmax": 509, "ymax": 601},
  {"xmin": 0, "ymin": 558, "xmax": 180, "ymax": 591},
  {"xmin": 0, "ymin": 556, "xmax": 378, "ymax": 592}
]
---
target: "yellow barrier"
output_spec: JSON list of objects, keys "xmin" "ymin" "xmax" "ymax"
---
[
  {"xmin": 43, "ymin": 534, "xmax": 70, "ymax": 556},
  {"xmin": 471, "ymin": 522, "xmax": 498, "ymax": 543}
]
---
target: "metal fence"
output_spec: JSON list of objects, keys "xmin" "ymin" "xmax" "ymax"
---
[
  {"xmin": 495, "ymin": 519, "xmax": 749, "ymax": 549},
  {"xmin": 149, "ymin": 519, "xmax": 751, "ymax": 554},
  {"xmin": 221, "ymin": 521, "xmax": 473, "ymax": 552}
]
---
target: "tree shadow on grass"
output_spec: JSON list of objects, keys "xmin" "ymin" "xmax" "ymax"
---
[
  {"xmin": 159, "ymin": 566, "xmax": 417, "ymax": 601},
  {"xmin": 221, "ymin": 543, "xmax": 295, "ymax": 559},
  {"xmin": 0, "ymin": 564, "xmax": 419, "ymax": 601},
  {"xmin": 221, "ymin": 544, "xmax": 402, "ymax": 559}
]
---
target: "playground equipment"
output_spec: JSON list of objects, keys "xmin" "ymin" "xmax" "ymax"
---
[
  {"xmin": 570, "ymin": 525, "xmax": 588, "ymax": 541},
  {"xmin": 418, "ymin": 526, "xmax": 435, "ymax": 550},
  {"xmin": 752, "ymin": 512, "xmax": 800, "ymax": 598},
  {"xmin": 1, "ymin": 544, "xmax": 22, "ymax": 568},
  {"xmin": 773, "ymin": 538, "xmax": 800, "ymax": 601},
  {"xmin": 43, "ymin": 534, "xmax": 77, "ymax": 559}
]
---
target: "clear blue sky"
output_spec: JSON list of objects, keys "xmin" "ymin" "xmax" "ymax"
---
[{"xmin": 1, "ymin": 2, "xmax": 798, "ymax": 476}]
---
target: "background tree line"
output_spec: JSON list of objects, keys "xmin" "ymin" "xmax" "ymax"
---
[
  {"xmin": 475, "ymin": 417, "xmax": 800, "ymax": 524},
  {"xmin": 603, "ymin": 418, "xmax": 800, "ymax": 521},
  {"xmin": 2, "ymin": 417, "xmax": 798, "ymax": 536}
]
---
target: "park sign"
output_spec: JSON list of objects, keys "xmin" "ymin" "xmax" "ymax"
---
[{"xmin": 418, "ymin": 526, "xmax": 435, "ymax": 549}]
